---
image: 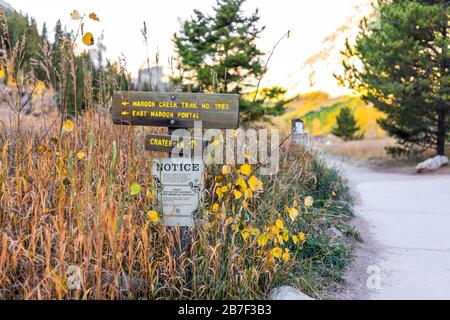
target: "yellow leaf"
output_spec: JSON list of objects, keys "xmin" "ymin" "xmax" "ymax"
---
[
  {"xmin": 214, "ymin": 175, "xmax": 224, "ymax": 185},
  {"xmin": 146, "ymin": 188, "xmax": 156, "ymax": 199},
  {"xmin": 212, "ymin": 203, "xmax": 220, "ymax": 212},
  {"xmin": 299, "ymin": 232, "xmax": 306, "ymax": 242},
  {"xmin": 241, "ymin": 230, "xmax": 249, "ymax": 241},
  {"xmin": 130, "ymin": 182, "xmax": 141, "ymax": 196},
  {"xmin": 82, "ymin": 32, "xmax": 95, "ymax": 46},
  {"xmin": 203, "ymin": 221, "xmax": 212, "ymax": 232},
  {"xmin": 277, "ymin": 235, "xmax": 284, "ymax": 244},
  {"xmin": 70, "ymin": 10, "xmax": 81, "ymax": 20},
  {"xmin": 43, "ymin": 208, "xmax": 49, "ymax": 214},
  {"xmin": 244, "ymin": 188, "xmax": 253, "ymax": 200},
  {"xmin": 222, "ymin": 165, "xmax": 231, "ymax": 175},
  {"xmin": 248, "ymin": 175, "xmax": 263, "ymax": 192},
  {"xmin": 233, "ymin": 190, "xmax": 243, "ymax": 200},
  {"xmin": 239, "ymin": 164, "xmax": 252, "ymax": 176},
  {"xmin": 37, "ymin": 145, "xmax": 48, "ymax": 153},
  {"xmin": 285, "ymin": 205, "xmax": 299, "ymax": 222},
  {"xmin": 271, "ymin": 247, "xmax": 282, "ymax": 259},
  {"xmin": 257, "ymin": 234, "xmax": 268, "ymax": 247},
  {"xmin": 275, "ymin": 219, "xmax": 284, "ymax": 229},
  {"xmin": 304, "ymin": 196, "xmax": 314, "ymax": 208},
  {"xmin": 235, "ymin": 177, "xmax": 247, "ymax": 192},
  {"xmin": 283, "ymin": 230, "xmax": 289, "ymax": 241},
  {"xmin": 62, "ymin": 119, "xmax": 75, "ymax": 132},
  {"xmin": 147, "ymin": 210, "xmax": 159, "ymax": 223},
  {"xmin": 89, "ymin": 12, "xmax": 100, "ymax": 21},
  {"xmin": 216, "ymin": 188, "xmax": 223, "ymax": 199},
  {"xmin": 270, "ymin": 225, "xmax": 280, "ymax": 235},
  {"xmin": 76, "ymin": 151, "xmax": 86, "ymax": 160}
]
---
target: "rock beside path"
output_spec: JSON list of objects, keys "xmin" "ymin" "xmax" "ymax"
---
[{"xmin": 416, "ymin": 155, "xmax": 449, "ymax": 173}]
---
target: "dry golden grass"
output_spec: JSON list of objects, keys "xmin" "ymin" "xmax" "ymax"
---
[{"xmin": 0, "ymin": 110, "xmax": 355, "ymax": 299}]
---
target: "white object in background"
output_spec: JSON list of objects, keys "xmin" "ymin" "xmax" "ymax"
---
[{"xmin": 416, "ymin": 155, "xmax": 449, "ymax": 172}]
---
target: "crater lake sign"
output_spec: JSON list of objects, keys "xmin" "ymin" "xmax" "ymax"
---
[
  {"xmin": 145, "ymin": 133, "xmax": 209, "ymax": 154},
  {"xmin": 112, "ymin": 91, "xmax": 240, "ymax": 129}
]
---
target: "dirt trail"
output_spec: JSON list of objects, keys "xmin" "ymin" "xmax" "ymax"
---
[{"xmin": 331, "ymin": 160, "xmax": 450, "ymax": 300}]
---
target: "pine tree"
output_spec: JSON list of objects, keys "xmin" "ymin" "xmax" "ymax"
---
[
  {"xmin": 337, "ymin": 0, "xmax": 449, "ymax": 155},
  {"xmin": 332, "ymin": 107, "xmax": 361, "ymax": 141},
  {"xmin": 173, "ymin": 0, "xmax": 265, "ymax": 94}
]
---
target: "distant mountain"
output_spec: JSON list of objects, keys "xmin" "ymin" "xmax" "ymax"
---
[
  {"xmin": 0, "ymin": 0, "xmax": 14, "ymax": 11},
  {"xmin": 284, "ymin": 0, "xmax": 375, "ymax": 97}
]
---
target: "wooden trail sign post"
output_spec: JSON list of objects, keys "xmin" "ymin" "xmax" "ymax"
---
[
  {"xmin": 112, "ymin": 91, "xmax": 240, "ymax": 227},
  {"xmin": 112, "ymin": 91, "xmax": 239, "ymax": 129}
]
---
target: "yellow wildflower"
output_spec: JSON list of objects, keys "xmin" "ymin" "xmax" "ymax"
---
[
  {"xmin": 292, "ymin": 235, "xmax": 299, "ymax": 244},
  {"xmin": 212, "ymin": 203, "xmax": 220, "ymax": 212}
]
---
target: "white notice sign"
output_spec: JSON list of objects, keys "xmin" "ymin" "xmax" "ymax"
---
[{"xmin": 152, "ymin": 158, "xmax": 204, "ymax": 227}]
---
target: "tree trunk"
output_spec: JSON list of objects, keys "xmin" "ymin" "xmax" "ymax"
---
[{"xmin": 436, "ymin": 110, "xmax": 446, "ymax": 156}]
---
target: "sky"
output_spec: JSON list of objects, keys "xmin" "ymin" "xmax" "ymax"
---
[{"xmin": 6, "ymin": 0, "xmax": 372, "ymax": 97}]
